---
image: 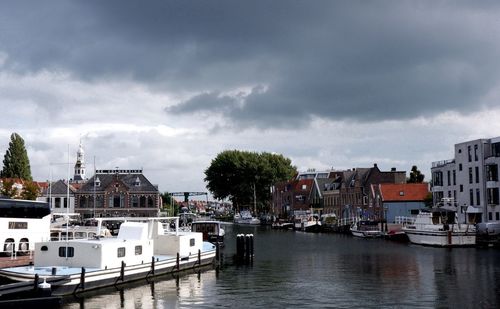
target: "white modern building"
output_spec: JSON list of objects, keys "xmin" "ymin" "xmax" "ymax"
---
[{"xmin": 431, "ymin": 137, "xmax": 500, "ymax": 224}]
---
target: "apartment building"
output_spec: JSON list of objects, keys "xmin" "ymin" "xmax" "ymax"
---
[{"xmin": 431, "ymin": 137, "xmax": 500, "ymax": 223}]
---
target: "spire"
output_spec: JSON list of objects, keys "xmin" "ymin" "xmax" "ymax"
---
[{"xmin": 73, "ymin": 141, "xmax": 86, "ymax": 183}]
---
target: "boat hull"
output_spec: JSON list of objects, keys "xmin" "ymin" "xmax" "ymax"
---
[
  {"xmin": 403, "ymin": 229, "xmax": 475, "ymax": 247},
  {"xmin": 351, "ymin": 229, "xmax": 382, "ymax": 238},
  {"xmin": 0, "ymin": 250, "xmax": 216, "ymax": 296}
]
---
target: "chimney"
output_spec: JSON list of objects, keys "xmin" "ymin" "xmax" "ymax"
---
[
  {"xmin": 391, "ymin": 167, "xmax": 396, "ymax": 172},
  {"xmin": 373, "ymin": 163, "xmax": 378, "ymax": 169}
]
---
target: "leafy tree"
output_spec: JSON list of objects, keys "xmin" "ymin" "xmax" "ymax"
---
[
  {"xmin": 204, "ymin": 150, "xmax": 296, "ymax": 213},
  {"xmin": 160, "ymin": 192, "xmax": 179, "ymax": 215},
  {"xmin": 408, "ymin": 165, "xmax": 424, "ymax": 183},
  {"xmin": 1, "ymin": 133, "xmax": 32, "ymax": 180},
  {"xmin": 0, "ymin": 179, "xmax": 18, "ymax": 198},
  {"xmin": 20, "ymin": 181, "xmax": 40, "ymax": 200}
]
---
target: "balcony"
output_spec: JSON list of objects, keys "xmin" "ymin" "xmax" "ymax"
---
[{"xmin": 432, "ymin": 159, "xmax": 455, "ymax": 168}]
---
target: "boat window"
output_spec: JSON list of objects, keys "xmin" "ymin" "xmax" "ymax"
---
[
  {"xmin": 59, "ymin": 246, "xmax": 75, "ymax": 257},
  {"xmin": 190, "ymin": 238, "xmax": 195, "ymax": 247},
  {"xmin": 41, "ymin": 246, "xmax": 48, "ymax": 251},
  {"xmin": 75, "ymin": 232, "xmax": 87, "ymax": 239},
  {"xmin": 135, "ymin": 245, "xmax": 142, "ymax": 255},
  {"xmin": 117, "ymin": 247, "xmax": 126, "ymax": 257}
]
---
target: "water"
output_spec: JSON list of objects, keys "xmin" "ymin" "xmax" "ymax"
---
[{"xmin": 62, "ymin": 224, "xmax": 500, "ymax": 308}]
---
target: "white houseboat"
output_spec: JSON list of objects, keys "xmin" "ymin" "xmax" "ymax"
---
[
  {"xmin": 0, "ymin": 198, "xmax": 51, "ymax": 256},
  {"xmin": 0, "ymin": 217, "xmax": 217, "ymax": 295}
]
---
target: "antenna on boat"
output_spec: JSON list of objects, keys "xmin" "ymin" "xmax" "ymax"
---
[{"xmin": 66, "ymin": 144, "xmax": 70, "ymax": 259}]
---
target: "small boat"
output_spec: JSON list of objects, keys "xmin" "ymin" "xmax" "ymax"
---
[
  {"xmin": 320, "ymin": 213, "xmax": 337, "ymax": 232},
  {"xmin": 190, "ymin": 221, "xmax": 225, "ymax": 246},
  {"xmin": 350, "ymin": 221, "xmax": 383, "ymax": 238},
  {"xmin": 476, "ymin": 222, "xmax": 500, "ymax": 247},
  {"xmin": 293, "ymin": 214, "xmax": 321, "ymax": 233},
  {"xmin": 234, "ymin": 211, "xmax": 261, "ymax": 225},
  {"xmin": 0, "ymin": 217, "xmax": 216, "ymax": 296},
  {"xmin": 402, "ymin": 205, "xmax": 476, "ymax": 247},
  {"xmin": 271, "ymin": 219, "xmax": 294, "ymax": 230}
]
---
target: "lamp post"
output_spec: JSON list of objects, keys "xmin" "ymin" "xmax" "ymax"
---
[{"xmin": 384, "ymin": 206, "xmax": 388, "ymax": 233}]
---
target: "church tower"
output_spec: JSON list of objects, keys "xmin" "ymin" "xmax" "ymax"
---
[{"xmin": 73, "ymin": 142, "xmax": 86, "ymax": 183}]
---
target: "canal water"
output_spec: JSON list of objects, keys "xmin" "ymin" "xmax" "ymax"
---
[{"xmin": 62, "ymin": 224, "xmax": 500, "ymax": 308}]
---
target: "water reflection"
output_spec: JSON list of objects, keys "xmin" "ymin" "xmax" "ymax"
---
[{"xmin": 61, "ymin": 224, "xmax": 500, "ymax": 308}]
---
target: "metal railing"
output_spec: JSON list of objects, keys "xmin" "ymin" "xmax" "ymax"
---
[{"xmin": 394, "ymin": 216, "xmax": 416, "ymax": 226}]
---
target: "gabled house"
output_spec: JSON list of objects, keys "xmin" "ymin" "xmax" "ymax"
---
[
  {"xmin": 37, "ymin": 179, "xmax": 78, "ymax": 213},
  {"xmin": 75, "ymin": 169, "xmax": 160, "ymax": 218},
  {"xmin": 371, "ymin": 183, "xmax": 429, "ymax": 223}
]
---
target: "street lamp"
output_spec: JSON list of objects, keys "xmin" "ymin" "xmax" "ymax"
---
[{"xmin": 384, "ymin": 206, "xmax": 388, "ymax": 232}]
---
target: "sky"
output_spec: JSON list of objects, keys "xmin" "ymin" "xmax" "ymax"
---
[{"xmin": 1, "ymin": 1, "xmax": 500, "ymax": 195}]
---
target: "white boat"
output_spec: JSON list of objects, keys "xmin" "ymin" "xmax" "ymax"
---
[
  {"xmin": 293, "ymin": 214, "xmax": 322, "ymax": 232},
  {"xmin": 234, "ymin": 211, "xmax": 260, "ymax": 225},
  {"xmin": 0, "ymin": 198, "xmax": 51, "ymax": 256},
  {"xmin": 190, "ymin": 220, "xmax": 225, "ymax": 246},
  {"xmin": 0, "ymin": 217, "xmax": 217, "ymax": 295},
  {"xmin": 402, "ymin": 205, "xmax": 476, "ymax": 247},
  {"xmin": 350, "ymin": 221, "xmax": 383, "ymax": 238}
]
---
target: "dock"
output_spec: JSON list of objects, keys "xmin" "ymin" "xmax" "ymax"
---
[{"xmin": 0, "ymin": 255, "xmax": 33, "ymax": 268}]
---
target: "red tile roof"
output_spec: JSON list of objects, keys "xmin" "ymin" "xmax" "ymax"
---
[
  {"xmin": 293, "ymin": 179, "xmax": 314, "ymax": 192},
  {"xmin": 379, "ymin": 183, "xmax": 429, "ymax": 202}
]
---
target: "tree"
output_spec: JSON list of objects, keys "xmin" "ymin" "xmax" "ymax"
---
[
  {"xmin": 160, "ymin": 192, "xmax": 179, "ymax": 215},
  {"xmin": 408, "ymin": 165, "xmax": 424, "ymax": 183},
  {"xmin": 204, "ymin": 150, "xmax": 296, "ymax": 213},
  {"xmin": 0, "ymin": 179, "xmax": 17, "ymax": 198},
  {"xmin": 1, "ymin": 133, "xmax": 32, "ymax": 180},
  {"xmin": 20, "ymin": 181, "xmax": 40, "ymax": 200}
]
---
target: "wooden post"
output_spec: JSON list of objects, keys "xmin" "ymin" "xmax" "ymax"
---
[
  {"xmin": 198, "ymin": 249, "xmax": 201, "ymax": 266},
  {"xmin": 151, "ymin": 256, "xmax": 155, "ymax": 275},
  {"xmin": 176, "ymin": 253, "xmax": 180, "ymax": 271}
]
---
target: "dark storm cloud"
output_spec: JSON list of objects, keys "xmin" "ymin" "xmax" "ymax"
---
[{"xmin": 2, "ymin": 1, "xmax": 500, "ymax": 127}]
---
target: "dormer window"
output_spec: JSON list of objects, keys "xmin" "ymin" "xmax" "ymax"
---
[
  {"xmin": 95, "ymin": 176, "xmax": 101, "ymax": 187},
  {"xmin": 399, "ymin": 191, "xmax": 404, "ymax": 196},
  {"xmin": 134, "ymin": 176, "xmax": 141, "ymax": 187}
]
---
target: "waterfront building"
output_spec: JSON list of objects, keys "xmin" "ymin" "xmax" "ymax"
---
[
  {"xmin": 74, "ymin": 169, "xmax": 161, "ymax": 218},
  {"xmin": 370, "ymin": 183, "xmax": 429, "ymax": 223},
  {"xmin": 37, "ymin": 179, "xmax": 78, "ymax": 213},
  {"xmin": 272, "ymin": 164, "xmax": 406, "ymax": 219},
  {"xmin": 431, "ymin": 137, "xmax": 500, "ymax": 224}
]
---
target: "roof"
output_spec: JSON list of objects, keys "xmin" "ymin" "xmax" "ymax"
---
[
  {"xmin": 78, "ymin": 172, "xmax": 159, "ymax": 193},
  {"xmin": 40, "ymin": 180, "xmax": 77, "ymax": 195},
  {"xmin": 378, "ymin": 183, "xmax": 429, "ymax": 202}
]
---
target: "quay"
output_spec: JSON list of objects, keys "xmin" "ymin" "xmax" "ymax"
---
[{"xmin": 0, "ymin": 256, "xmax": 32, "ymax": 268}]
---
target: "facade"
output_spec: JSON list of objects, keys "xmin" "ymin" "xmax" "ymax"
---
[
  {"xmin": 431, "ymin": 137, "xmax": 500, "ymax": 223},
  {"xmin": 37, "ymin": 180, "xmax": 78, "ymax": 213},
  {"xmin": 370, "ymin": 183, "xmax": 429, "ymax": 223},
  {"xmin": 74, "ymin": 169, "xmax": 161, "ymax": 218},
  {"xmin": 272, "ymin": 165, "xmax": 406, "ymax": 219}
]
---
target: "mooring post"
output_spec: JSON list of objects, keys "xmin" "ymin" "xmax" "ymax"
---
[
  {"xmin": 151, "ymin": 256, "xmax": 155, "ymax": 275},
  {"xmin": 176, "ymin": 252, "xmax": 180, "ymax": 271},
  {"xmin": 198, "ymin": 249, "xmax": 201, "ymax": 266},
  {"xmin": 120, "ymin": 261, "xmax": 125, "ymax": 281},
  {"xmin": 216, "ymin": 243, "xmax": 220, "ymax": 262},
  {"xmin": 80, "ymin": 267, "xmax": 86, "ymax": 290},
  {"xmin": 33, "ymin": 273, "xmax": 39, "ymax": 291}
]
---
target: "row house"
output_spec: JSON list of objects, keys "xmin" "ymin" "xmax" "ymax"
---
[
  {"xmin": 431, "ymin": 137, "xmax": 500, "ymax": 224},
  {"xmin": 75, "ymin": 169, "xmax": 161, "ymax": 218},
  {"xmin": 272, "ymin": 165, "xmax": 406, "ymax": 219},
  {"xmin": 370, "ymin": 183, "xmax": 429, "ymax": 223}
]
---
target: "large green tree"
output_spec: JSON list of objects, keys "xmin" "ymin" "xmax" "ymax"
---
[
  {"xmin": 204, "ymin": 150, "xmax": 296, "ymax": 213},
  {"xmin": 408, "ymin": 165, "xmax": 425, "ymax": 183},
  {"xmin": 1, "ymin": 133, "xmax": 32, "ymax": 180}
]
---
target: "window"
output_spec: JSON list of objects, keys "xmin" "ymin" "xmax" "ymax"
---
[
  {"xmin": 433, "ymin": 172, "xmax": 443, "ymax": 186},
  {"xmin": 135, "ymin": 245, "xmax": 142, "ymax": 255},
  {"xmin": 190, "ymin": 238, "xmax": 195, "ymax": 247},
  {"xmin": 55, "ymin": 197, "xmax": 61, "ymax": 208},
  {"xmin": 489, "ymin": 212, "xmax": 493, "ymax": 220},
  {"xmin": 476, "ymin": 188, "xmax": 481, "ymax": 206},
  {"xmin": 493, "ymin": 143, "xmax": 500, "ymax": 157},
  {"xmin": 496, "ymin": 212, "xmax": 500, "ymax": 221},
  {"xmin": 470, "ymin": 189, "xmax": 474, "ymax": 206},
  {"xmin": 486, "ymin": 164, "xmax": 498, "ymax": 181},
  {"xmin": 469, "ymin": 167, "xmax": 473, "ymax": 184},
  {"xmin": 410, "ymin": 209, "xmax": 420, "ymax": 215},
  {"xmin": 399, "ymin": 191, "xmax": 404, "ymax": 196},
  {"xmin": 59, "ymin": 246, "xmax": 74, "ymax": 257},
  {"xmin": 468, "ymin": 145, "xmax": 472, "ymax": 162},
  {"xmin": 459, "ymin": 164, "xmax": 462, "ymax": 171},
  {"xmin": 474, "ymin": 144, "xmax": 478, "ymax": 161},
  {"xmin": 302, "ymin": 184, "xmax": 307, "ymax": 190},
  {"xmin": 487, "ymin": 188, "xmax": 499, "ymax": 205},
  {"xmin": 458, "ymin": 148, "xmax": 462, "ymax": 153},
  {"xmin": 447, "ymin": 171, "xmax": 451, "ymax": 186},
  {"xmin": 41, "ymin": 246, "xmax": 48, "ymax": 251},
  {"xmin": 460, "ymin": 185, "xmax": 463, "ymax": 192},
  {"xmin": 131, "ymin": 196, "xmax": 139, "ymax": 208},
  {"xmin": 117, "ymin": 247, "xmax": 126, "ymax": 257},
  {"xmin": 475, "ymin": 166, "xmax": 480, "ymax": 183},
  {"xmin": 453, "ymin": 170, "xmax": 456, "ymax": 185}
]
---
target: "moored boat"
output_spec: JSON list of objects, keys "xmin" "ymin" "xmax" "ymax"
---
[
  {"xmin": 350, "ymin": 221, "xmax": 382, "ymax": 238},
  {"xmin": 190, "ymin": 220, "xmax": 225, "ymax": 246},
  {"xmin": 234, "ymin": 211, "xmax": 261, "ymax": 225},
  {"xmin": 402, "ymin": 205, "xmax": 475, "ymax": 247},
  {"xmin": 0, "ymin": 217, "xmax": 216, "ymax": 295}
]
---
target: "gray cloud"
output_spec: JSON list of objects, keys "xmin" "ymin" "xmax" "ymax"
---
[{"xmin": 2, "ymin": 1, "xmax": 500, "ymax": 128}]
